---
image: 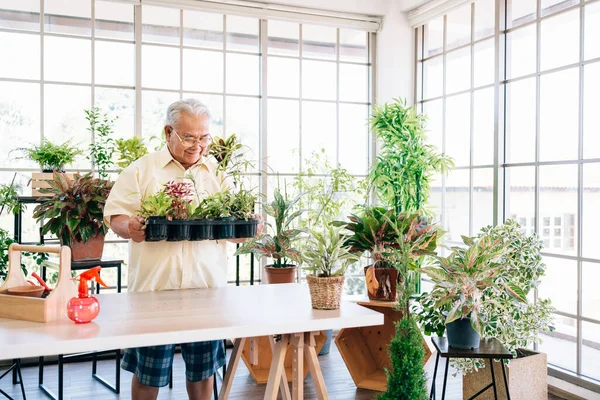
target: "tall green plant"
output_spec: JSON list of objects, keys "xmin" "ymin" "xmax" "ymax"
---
[
  {"xmin": 369, "ymin": 98, "xmax": 453, "ymax": 215},
  {"xmin": 85, "ymin": 106, "xmax": 116, "ymax": 179},
  {"xmin": 115, "ymin": 137, "xmax": 148, "ymax": 169}
]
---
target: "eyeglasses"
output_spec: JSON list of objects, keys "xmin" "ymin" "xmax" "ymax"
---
[{"xmin": 170, "ymin": 128, "xmax": 213, "ymax": 148}]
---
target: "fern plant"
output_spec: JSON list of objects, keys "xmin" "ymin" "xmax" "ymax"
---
[{"xmin": 17, "ymin": 139, "xmax": 82, "ymax": 172}]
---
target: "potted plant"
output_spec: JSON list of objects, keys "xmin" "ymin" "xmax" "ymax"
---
[
  {"xmin": 33, "ymin": 172, "xmax": 114, "ymax": 261},
  {"xmin": 235, "ymin": 188, "xmax": 304, "ymax": 284},
  {"xmin": 337, "ymin": 206, "xmax": 400, "ymax": 301},
  {"xmin": 195, "ymin": 189, "xmax": 235, "ymax": 240},
  {"xmin": 302, "ymin": 225, "xmax": 359, "ymax": 310},
  {"xmin": 231, "ymin": 185, "xmax": 259, "ymax": 238},
  {"xmin": 421, "ymin": 234, "xmax": 527, "ymax": 349},
  {"xmin": 164, "ymin": 180, "xmax": 194, "ymax": 241},
  {"xmin": 115, "ymin": 137, "xmax": 148, "ymax": 170},
  {"xmin": 138, "ymin": 190, "xmax": 172, "ymax": 242}
]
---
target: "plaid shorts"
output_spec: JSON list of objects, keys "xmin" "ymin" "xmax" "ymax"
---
[{"xmin": 121, "ymin": 340, "xmax": 225, "ymax": 387}]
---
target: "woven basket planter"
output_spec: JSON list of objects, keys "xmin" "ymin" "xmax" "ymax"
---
[{"xmin": 306, "ymin": 275, "xmax": 345, "ymax": 310}]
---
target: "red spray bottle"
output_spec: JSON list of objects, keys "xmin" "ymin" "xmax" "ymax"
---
[{"xmin": 67, "ymin": 266, "xmax": 109, "ymax": 324}]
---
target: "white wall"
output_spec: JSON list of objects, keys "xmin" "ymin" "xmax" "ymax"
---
[{"xmin": 376, "ymin": 1, "xmax": 415, "ymax": 105}]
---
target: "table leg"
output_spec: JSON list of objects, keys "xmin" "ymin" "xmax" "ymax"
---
[
  {"xmin": 268, "ymin": 336, "xmax": 291, "ymax": 400},
  {"xmin": 117, "ymin": 264, "xmax": 122, "ymax": 293},
  {"xmin": 441, "ymin": 357, "xmax": 449, "ymax": 400},
  {"xmin": 304, "ymin": 332, "xmax": 328, "ymax": 400},
  {"xmin": 291, "ymin": 333, "xmax": 304, "ymax": 400},
  {"xmin": 501, "ymin": 360, "xmax": 510, "ymax": 400},
  {"xmin": 264, "ymin": 335, "xmax": 290, "ymax": 400},
  {"xmin": 490, "ymin": 359, "xmax": 498, "ymax": 400},
  {"xmin": 218, "ymin": 337, "xmax": 246, "ymax": 400},
  {"xmin": 430, "ymin": 353, "xmax": 440, "ymax": 400}
]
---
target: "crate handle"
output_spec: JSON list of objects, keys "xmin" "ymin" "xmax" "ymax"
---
[{"xmin": 10, "ymin": 244, "xmax": 61, "ymax": 254}]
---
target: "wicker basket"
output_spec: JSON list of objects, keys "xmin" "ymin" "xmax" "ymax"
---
[{"xmin": 306, "ymin": 275, "xmax": 345, "ymax": 310}]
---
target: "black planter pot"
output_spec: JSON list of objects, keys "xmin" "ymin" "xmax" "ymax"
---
[
  {"xmin": 234, "ymin": 218, "xmax": 259, "ymax": 238},
  {"xmin": 145, "ymin": 217, "xmax": 168, "ymax": 242},
  {"xmin": 446, "ymin": 318, "xmax": 481, "ymax": 349},
  {"xmin": 190, "ymin": 219, "xmax": 214, "ymax": 241},
  {"xmin": 214, "ymin": 217, "xmax": 235, "ymax": 240},
  {"xmin": 167, "ymin": 220, "xmax": 191, "ymax": 241}
]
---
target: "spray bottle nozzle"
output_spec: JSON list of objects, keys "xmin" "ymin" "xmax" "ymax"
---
[{"xmin": 73, "ymin": 266, "xmax": 109, "ymax": 297}]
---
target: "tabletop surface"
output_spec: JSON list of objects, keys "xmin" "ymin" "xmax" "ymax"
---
[
  {"xmin": 0, "ymin": 283, "xmax": 383, "ymax": 361},
  {"xmin": 431, "ymin": 337, "xmax": 513, "ymax": 359}
]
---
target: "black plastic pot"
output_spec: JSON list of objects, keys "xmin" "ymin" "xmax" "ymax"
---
[
  {"xmin": 446, "ymin": 317, "xmax": 480, "ymax": 349},
  {"xmin": 190, "ymin": 219, "xmax": 214, "ymax": 241},
  {"xmin": 145, "ymin": 217, "xmax": 168, "ymax": 242},
  {"xmin": 167, "ymin": 220, "xmax": 191, "ymax": 241},
  {"xmin": 214, "ymin": 217, "xmax": 236, "ymax": 240},
  {"xmin": 234, "ymin": 218, "xmax": 259, "ymax": 238}
]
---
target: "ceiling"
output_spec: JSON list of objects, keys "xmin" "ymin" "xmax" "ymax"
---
[{"xmin": 254, "ymin": 0, "xmax": 435, "ymax": 16}]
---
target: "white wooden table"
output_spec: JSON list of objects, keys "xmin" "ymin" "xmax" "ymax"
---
[{"xmin": 0, "ymin": 283, "xmax": 383, "ymax": 399}]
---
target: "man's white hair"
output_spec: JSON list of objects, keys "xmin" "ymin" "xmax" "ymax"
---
[{"xmin": 165, "ymin": 98, "xmax": 212, "ymax": 127}]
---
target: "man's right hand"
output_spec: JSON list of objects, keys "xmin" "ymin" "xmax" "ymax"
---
[{"xmin": 128, "ymin": 216, "xmax": 146, "ymax": 242}]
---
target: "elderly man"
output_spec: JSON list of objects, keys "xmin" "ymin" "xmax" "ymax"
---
[{"xmin": 104, "ymin": 98, "xmax": 262, "ymax": 400}]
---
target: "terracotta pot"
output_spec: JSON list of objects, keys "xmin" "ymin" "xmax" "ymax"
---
[
  {"xmin": 263, "ymin": 265, "xmax": 297, "ymax": 284},
  {"xmin": 69, "ymin": 234, "xmax": 105, "ymax": 261},
  {"xmin": 364, "ymin": 266, "xmax": 398, "ymax": 301}
]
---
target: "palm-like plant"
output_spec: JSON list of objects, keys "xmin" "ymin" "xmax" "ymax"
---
[
  {"xmin": 235, "ymin": 188, "xmax": 304, "ymax": 266},
  {"xmin": 302, "ymin": 225, "xmax": 359, "ymax": 277}
]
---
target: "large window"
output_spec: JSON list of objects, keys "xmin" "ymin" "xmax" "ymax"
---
[
  {"xmin": 0, "ymin": 1, "xmax": 373, "ymax": 293},
  {"xmin": 416, "ymin": 0, "xmax": 600, "ymax": 388}
]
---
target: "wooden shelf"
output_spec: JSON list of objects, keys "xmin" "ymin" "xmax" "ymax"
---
[{"xmin": 335, "ymin": 301, "xmax": 432, "ymax": 392}]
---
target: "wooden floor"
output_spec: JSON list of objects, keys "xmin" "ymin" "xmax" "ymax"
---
[{"xmin": 1, "ymin": 338, "xmax": 563, "ymax": 400}]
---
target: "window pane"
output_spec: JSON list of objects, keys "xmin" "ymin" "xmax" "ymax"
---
[
  {"xmin": 301, "ymin": 101, "xmax": 336, "ymax": 164},
  {"xmin": 585, "ymin": 3, "xmax": 600, "ymax": 60},
  {"xmin": 541, "ymin": 9, "xmax": 579, "ymax": 72},
  {"xmin": 339, "ymin": 64, "xmax": 368, "ymax": 103},
  {"xmin": 183, "ymin": 10, "xmax": 223, "ymax": 50},
  {"xmin": 44, "ymin": 84, "xmax": 91, "ymax": 169},
  {"xmin": 583, "ymin": 263, "xmax": 600, "ymax": 320},
  {"xmin": 506, "ymin": 78, "xmax": 536, "ymax": 163},
  {"xmin": 0, "ymin": 0, "xmax": 39, "ymax": 31},
  {"xmin": 505, "ymin": 166, "xmax": 535, "ymax": 229},
  {"xmin": 268, "ymin": 57, "xmax": 299, "ymax": 98},
  {"xmin": 428, "ymin": 173, "xmax": 442, "ymax": 221},
  {"xmin": 0, "ymin": 81, "xmax": 40, "ymax": 169},
  {"xmin": 446, "ymin": 3, "xmax": 471, "ymax": 50},
  {"xmin": 507, "ymin": 24, "xmax": 536, "ymax": 79},
  {"xmin": 141, "ymin": 90, "xmax": 179, "ymax": 141},
  {"xmin": 226, "ymin": 53, "xmax": 259, "ymax": 95},
  {"xmin": 95, "ymin": 1, "xmax": 134, "ymax": 41},
  {"xmin": 539, "ymin": 258, "xmax": 577, "ymax": 314},
  {"xmin": 582, "ymin": 164, "xmax": 600, "ymax": 259},
  {"xmin": 95, "ymin": 41, "xmax": 134, "ymax": 86},
  {"xmin": 423, "ymin": 55, "xmax": 443, "ymax": 99},
  {"xmin": 44, "ymin": 0, "xmax": 91, "ymax": 36},
  {"xmin": 226, "ymin": 96, "xmax": 259, "ymax": 170},
  {"xmin": 473, "ymin": 88, "xmax": 494, "ymax": 166},
  {"xmin": 340, "ymin": 29, "xmax": 367, "ymax": 63},
  {"xmin": 539, "ymin": 165, "xmax": 578, "ymax": 256},
  {"xmin": 446, "ymin": 47, "xmax": 471, "ymax": 94},
  {"xmin": 474, "ymin": 0, "xmax": 495, "ymax": 40},
  {"xmin": 445, "ymin": 169, "xmax": 470, "ymax": 240},
  {"xmin": 474, "ymin": 38, "xmax": 494, "ymax": 88},
  {"xmin": 539, "ymin": 314, "xmax": 577, "ymax": 372},
  {"xmin": 183, "ymin": 49, "xmax": 223, "ymax": 93},
  {"xmin": 582, "ymin": 321, "xmax": 600, "ymax": 381},
  {"xmin": 339, "ymin": 104, "xmax": 368, "ymax": 175},
  {"xmin": 472, "ymin": 168, "xmax": 493, "ymax": 234},
  {"xmin": 542, "ymin": 0, "xmax": 579, "ymax": 17},
  {"xmin": 226, "ymin": 15, "xmax": 258, "ymax": 53},
  {"xmin": 45, "ymin": 36, "xmax": 90, "ymax": 83},
  {"xmin": 267, "ymin": 99, "xmax": 298, "ymax": 173},
  {"xmin": 142, "ymin": 45, "xmax": 180, "ymax": 90},
  {"xmin": 0, "ymin": 32, "xmax": 39, "ymax": 79},
  {"xmin": 268, "ymin": 20, "xmax": 299, "ymax": 56},
  {"xmin": 183, "ymin": 93, "xmax": 223, "ymax": 138},
  {"xmin": 424, "ymin": 99, "xmax": 443, "ymax": 152},
  {"xmin": 425, "ymin": 17, "xmax": 444, "ymax": 57},
  {"xmin": 302, "ymin": 60, "xmax": 336, "ymax": 101},
  {"xmin": 540, "ymin": 68, "xmax": 578, "ymax": 161},
  {"xmin": 302, "ymin": 24, "xmax": 336, "ymax": 60},
  {"xmin": 142, "ymin": 5, "xmax": 179, "ymax": 45},
  {"xmin": 95, "ymin": 88, "xmax": 135, "ymax": 140},
  {"xmin": 445, "ymin": 93, "xmax": 470, "ymax": 167},
  {"xmin": 509, "ymin": 0, "xmax": 537, "ymax": 28},
  {"xmin": 584, "ymin": 63, "xmax": 600, "ymax": 160}
]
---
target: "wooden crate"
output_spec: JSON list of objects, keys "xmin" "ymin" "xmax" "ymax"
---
[
  {"xmin": 335, "ymin": 300, "xmax": 432, "ymax": 392},
  {"xmin": 0, "ymin": 244, "xmax": 77, "ymax": 323},
  {"xmin": 31, "ymin": 172, "xmax": 74, "ymax": 197}
]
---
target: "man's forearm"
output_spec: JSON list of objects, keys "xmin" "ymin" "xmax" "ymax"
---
[{"xmin": 110, "ymin": 215, "xmax": 132, "ymax": 239}]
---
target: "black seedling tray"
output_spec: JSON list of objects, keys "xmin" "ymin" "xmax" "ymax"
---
[{"xmin": 144, "ymin": 218, "xmax": 259, "ymax": 242}]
